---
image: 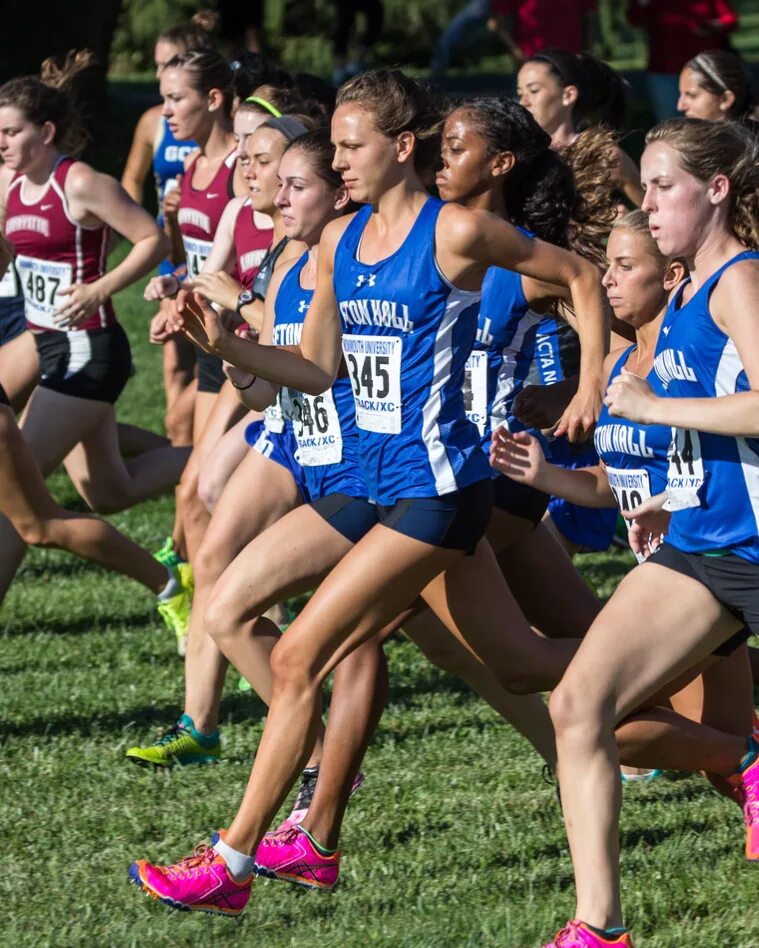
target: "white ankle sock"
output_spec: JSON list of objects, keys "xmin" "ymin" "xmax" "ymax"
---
[
  {"xmin": 157, "ymin": 568, "xmax": 180, "ymax": 600},
  {"xmin": 214, "ymin": 837, "xmax": 256, "ymax": 881}
]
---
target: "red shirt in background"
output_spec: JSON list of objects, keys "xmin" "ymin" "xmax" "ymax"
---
[
  {"xmin": 627, "ymin": 0, "xmax": 738, "ymax": 74},
  {"xmin": 493, "ymin": 0, "xmax": 597, "ymax": 58}
]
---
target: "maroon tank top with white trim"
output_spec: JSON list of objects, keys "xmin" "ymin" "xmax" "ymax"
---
[
  {"xmin": 5, "ymin": 156, "xmax": 116, "ymax": 332},
  {"xmin": 234, "ymin": 199, "xmax": 273, "ymax": 289},
  {"xmin": 177, "ymin": 148, "xmax": 236, "ymax": 281}
]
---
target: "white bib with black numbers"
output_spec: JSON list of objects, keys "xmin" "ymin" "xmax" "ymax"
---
[
  {"xmin": 16, "ymin": 255, "xmax": 72, "ymax": 329},
  {"xmin": 664, "ymin": 427, "xmax": 704, "ymax": 510},
  {"xmin": 182, "ymin": 236, "xmax": 213, "ymax": 281},
  {"xmin": 463, "ymin": 350, "xmax": 488, "ymax": 437},
  {"xmin": 605, "ymin": 466, "xmax": 651, "ymax": 513},
  {"xmin": 342, "ymin": 334, "xmax": 402, "ymax": 434},
  {"xmin": 291, "ymin": 390, "xmax": 343, "ymax": 466}
]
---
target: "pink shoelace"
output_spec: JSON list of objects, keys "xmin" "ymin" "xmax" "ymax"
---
[
  {"xmin": 164, "ymin": 844, "xmax": 218, "ymax": 879},
  {"xmin": 553, "ymin": 921, "xmax": 586, "ymax": 946},
  {"xmin": 743, "ymin": 774, "xmax": 759, "ymax": 827}
]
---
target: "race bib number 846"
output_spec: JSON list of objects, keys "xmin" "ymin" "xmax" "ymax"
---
[{"xmin": 342, "ymin": 334, "xmax": 402, "ymax": 434}]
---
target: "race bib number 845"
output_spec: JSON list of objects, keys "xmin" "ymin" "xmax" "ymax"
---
[{"xmin": 342, "ymin": 334, "xmax": 402, "ymax": 434}]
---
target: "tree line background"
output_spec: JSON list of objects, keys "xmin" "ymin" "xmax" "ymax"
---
[{"xmin": 3, "ymin": 0, "xmax": 758, "ymax": 84}]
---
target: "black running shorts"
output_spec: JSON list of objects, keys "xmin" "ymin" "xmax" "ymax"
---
[
  {"xmin": 647, "ymin": 541, "xmax": 757, "ymax": 655},
  {"xmin": 35, "ymin": 324, "xmax": 132, "ymax": 404}
]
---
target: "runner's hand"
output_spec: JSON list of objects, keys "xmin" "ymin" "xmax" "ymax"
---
[
  {"xmin": 53, "ymin": 282, "xmax": 106, "ymax": 328},
  {"xmin": 604, "ymin": 368, "xmax": 659, "ymax": 424},
  {"xmin": 192, "ymin": 271, "xmax": 243, "ymax": 312},
  {"xmin": 489, "ymin": 428, "xmax": 547, "ymax": 485},
  {"xmin": 622, "ymin": 492, "xmax": 670, "ymax": 559}
]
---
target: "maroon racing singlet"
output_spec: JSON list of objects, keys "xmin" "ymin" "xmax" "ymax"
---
[
  {"xmin": 234, "ymin": 199, "xmax": 273, "ymax": 289},
  {"xmin": 5, "ymin": 156, "xmax": 116, "ymax": 332},
  {"xmin": 177, "ymin": 148, "xmax": 237, "ymax": 280}
]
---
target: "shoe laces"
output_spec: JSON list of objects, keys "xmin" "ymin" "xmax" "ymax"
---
[
  {"xmin": 166, "ymin": 844, "xmax": 217, "ymax": 879},
  {"xmin": 743, "ymin": 768, "xmax": 759, "ymax": 825},
  {"xmin": 553, "ymin": 921, "xmax": 584, "ymax": 946},
  {"xmin": 268, "ymin": 827, "xmax": 301, "ymax": 847},
  {"xmin": 155, "ymin": 724, "xmax": 187, "ymax": 747},
  {"xmin": 292, "ymin": 769, "xmax": 319, "ymax": 811}
]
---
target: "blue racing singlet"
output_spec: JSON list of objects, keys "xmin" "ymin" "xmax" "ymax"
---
[
  {"xmin": 273, "ymin": 251, "xmax": 366, "ymax": 500},
  {"xmin": 334, "ymin": 198, "xmax": 487, "ymax": 505},
  {"xmin": 653, "ymin": 250, "xmax": 759, "ymax": 562},
  {"xmin": 594, "ymin": 345, "xmax": 671, "ymax": 516},
  {"xmin": 153, "ymin": 117, "xmax": 196, "ymax": 276},
  {"xmin": 463, "ymin": 259, "xmax": 542, "ymax": 449}
]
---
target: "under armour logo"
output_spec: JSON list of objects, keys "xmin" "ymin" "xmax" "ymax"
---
[
  {"xmin": 662, "ymin": 325, "xmax": 671, "ymax": 335},
  {"xmin": 356, "ymin": 273, "xmax": 376, "ymax": 288},
  {"xmin": 298, "ymin": 299, "xmax": 308, "ymax": 313}
]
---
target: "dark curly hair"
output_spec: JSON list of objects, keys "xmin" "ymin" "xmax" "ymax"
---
[{"xmin": 455, "ymin": 97, "xmax": 617, "ymax": 266}]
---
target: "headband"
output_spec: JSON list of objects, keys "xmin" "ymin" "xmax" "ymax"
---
[
  {"xmin": 261, "ymin": 115, "xmax": 309, "ymax": 142},
  {"xmin": 244, "ymin": 95, "xmax": 282, "ymax": 118},
  {"xmin": 691, "ymin": 55, "xmax": 728, "ymax": 93}
]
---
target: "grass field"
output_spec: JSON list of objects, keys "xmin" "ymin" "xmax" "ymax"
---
[{"xmin": 1, "ymin": 264, "xmax": 759, "ymax": 947}]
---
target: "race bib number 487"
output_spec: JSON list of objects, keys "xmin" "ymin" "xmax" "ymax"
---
[
  {"xmin": 342, "ymin": 334, "xmax": 402, "ymax": 434},
  {"xmin": 16, "ymin": 255, "xmax": 72, "ymax": 329}
]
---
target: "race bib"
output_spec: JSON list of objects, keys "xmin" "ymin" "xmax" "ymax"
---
[
  {"xmin": 16, "ymin": 255, "xmax": 72, "ymax": 329},
  {"xmin": 664, "ymin": 427, "xmax": 704, "ymax": 511},
  {"xmin": 342, "ymin": 334, "xmax": 402, "ymax": 434},
  {"xmin": 0, "ymin": 262, "xmax": 19, "ymax": 298},
  {"xmin": 292, "ymin": 390, "xmax": 343, "ymax": 466},
  {"xmin": 182, "ymin": 235, "xmax": 213, "ymax": 281},
  {"xmin": 264, "ymin": 394, "xmax": 285, "ymax": 434},
  {"xmin": 463, "ymin": 350, "xmax": 488, "ymax": 436},
  {"xmin": 606, "ymin": 466, "xmax": 651, "ymax": 514}
]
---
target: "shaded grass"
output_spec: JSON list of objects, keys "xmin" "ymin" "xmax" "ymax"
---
[{"xmin": 1, "ymin": 262, "xmax": 757, "ymax": 946}]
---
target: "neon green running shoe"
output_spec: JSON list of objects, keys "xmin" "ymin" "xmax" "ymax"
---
[
  {"xmin": 154, "ymin": 536, "xmax": 182, "ymax": 570},
  {"xmin": 126, "ymin": 714, "xmax": 220, "ymax": 768},
  {"xmin": 157, "ymin": 562, "xmax": 193, "ymax": 656}
]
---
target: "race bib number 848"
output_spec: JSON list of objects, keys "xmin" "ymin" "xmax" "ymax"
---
[{"xmin": 342, "ymin": 334, "xmax": 402, "ymax": 434}]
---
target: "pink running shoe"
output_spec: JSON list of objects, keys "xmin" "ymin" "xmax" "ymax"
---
[
  {"xmin": 269, "ymin": 768, "xmax": 365, "ymax": 836},
  {"xmin": 129, "ymin": 843, "xmax": 252, "ymax": 916},
  {"xmin": 254, "ymin": 826, "xmax": 339, "ymax": 890},
  {"xmin": 542, "ymin": 920, "xmax": 633, "ymax": 947},
  {"xmin": 738, "ymin": 755, "xmax": 759, "ymax": 860}
]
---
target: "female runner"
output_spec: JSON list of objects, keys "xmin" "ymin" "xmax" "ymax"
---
[
  {"xmin": 0, "ymin": 161, "xmax": 35, "ymax": 411},
  {"xmin": 517, "ymin": 48, "xmax": 643, "ymax": 208},
  {"xmin": 125, "ymin": 114, "xmax": 309, "ymax": 748},
  {"xmin": 494, "ymin": 208, "xmax": 754, "ymax": 795},
  {"xmin": 531, "ymin": 120, "xmax": 759, "ymax": 947},
  {"xmin": 0, "ymin": 231, "xmax": 185, "ymax": 610},
  {"xmin": 144, "ymin": 49, "xmax": 249, "ymax": 567},
  {"xmin": 128, "ymin": 68, "xmax": 608, "ymax": 914},
  {"xmin": 121, "ymin": 14, "xmax": 216, "ymax": 447},
  {"xmin": 0, "ymin": 61, "xmax": 190, "ymax": 619},
  {"xmin": 677, "ymin": 48, "xmax": 758, "ymax": 127}
]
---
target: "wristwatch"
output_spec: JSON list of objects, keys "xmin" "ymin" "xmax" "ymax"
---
[{"xmin": 236, "ymin": 288, "xmax": 255, "ymax": 313}]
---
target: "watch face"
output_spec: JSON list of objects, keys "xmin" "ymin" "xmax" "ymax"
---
[{"xmin": 238, "ymin": 290, "xmax": 254, "ymax": 307}]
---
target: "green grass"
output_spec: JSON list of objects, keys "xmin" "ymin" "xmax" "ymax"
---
[{"xmin": 1, "ymin": 260, "xmax": 758, "ymax": 947}]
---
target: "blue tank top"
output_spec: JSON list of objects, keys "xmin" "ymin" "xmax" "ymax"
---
[
  {"xmin": 594, "ymin": 346, "xmax": 671, "ymax": 515},
  {"xmin": 153, "ymin": 117, "xmax": 196, "ymax": 276},
  {"xmin": 334, "ymin": 198, "xmax": 488, "ymax": 505},
  {"xmin": 274, "ymin": 252, "xmax": 366, "ymax": 501},
  {"xmin": 653, "ymin": 250, "xmax": 759, "ymax": 562},
  {"xmin": 464, "ymin": 260, "xmax": 542, "ymax": 450}
]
